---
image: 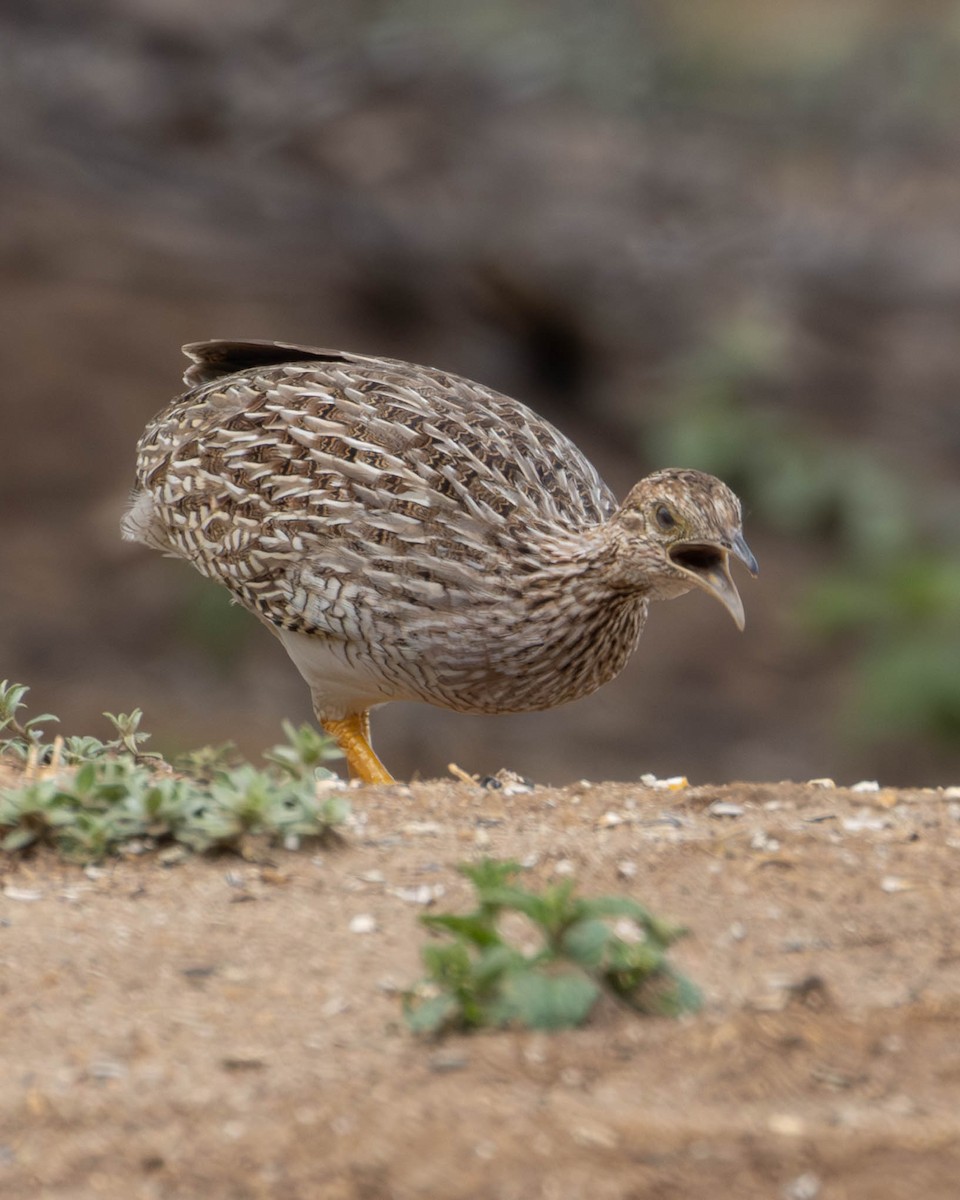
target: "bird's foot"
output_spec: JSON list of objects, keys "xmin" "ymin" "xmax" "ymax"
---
[{"xmin": 321, "ymin": 713, "xmax": 395, "ymax": 784}]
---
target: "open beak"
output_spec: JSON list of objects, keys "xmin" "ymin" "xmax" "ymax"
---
[{"xmin": 668, "ymin": 533, "xmax": 758, "ymax": 631}]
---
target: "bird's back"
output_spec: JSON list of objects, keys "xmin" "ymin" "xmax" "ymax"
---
[{"xmin": 123, "ymin": 341, "xmax": 618, "ymax": 657}]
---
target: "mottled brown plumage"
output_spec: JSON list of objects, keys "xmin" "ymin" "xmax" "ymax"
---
[{"xmin": 123, "ymin": 340, "xmax": 757, "ymax": 782}]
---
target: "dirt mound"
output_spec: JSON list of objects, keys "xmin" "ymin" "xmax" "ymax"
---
[{"xmin": 3, "ymin": 776, "xmax": 959, "ymax": 1198}]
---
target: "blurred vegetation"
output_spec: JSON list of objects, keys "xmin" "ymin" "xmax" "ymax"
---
[
  {"xmin": 404, "ymin": 859, "xmax": 700, "ymax": 1035},
  {"xmin": 649, "ymin": 318, "xmax": 960, "ymax": 746},
  {"xmin": 0, "ymin": 682, "xmax": 347, "ymax": 862}
]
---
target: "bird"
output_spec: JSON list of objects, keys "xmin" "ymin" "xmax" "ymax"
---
[{"xmin": 122, "ymin": 339, "xmax": 757, "ymax": 784}]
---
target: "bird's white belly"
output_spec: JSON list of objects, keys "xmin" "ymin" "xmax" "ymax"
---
[{"xmin": 276, "ymin": 627, "xmax": 400, "ymax": 718}]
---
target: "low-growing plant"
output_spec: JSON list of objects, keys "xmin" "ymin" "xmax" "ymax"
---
[
  {"xmin": 0, "ymin": 681, "xmax": 160, "ymax": 765},
  {"xmin": 0, "ymin": 681, "xmax": 347, "ymax": 862},
  {"xmin": 404, "ymin": 860, "xmax": 701, "ymax": 1035}
]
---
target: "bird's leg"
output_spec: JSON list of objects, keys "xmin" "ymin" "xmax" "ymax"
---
[{"xmin": 321, "ymin": 712, "xmax": 395, "ymax": 784}]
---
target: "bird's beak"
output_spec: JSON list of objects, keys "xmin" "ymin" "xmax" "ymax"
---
[
  {"xmin": 731, "ymin": 531, "xmax": 759, "ymax": 578},
  {"xmin": 668, "ymin": 533, "xmax": 758, "ymax": 631}
]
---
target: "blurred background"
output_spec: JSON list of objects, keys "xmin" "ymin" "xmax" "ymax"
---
[{"xmin": 2, "ymin": 0, "xmax": 960, "ymax": 786}]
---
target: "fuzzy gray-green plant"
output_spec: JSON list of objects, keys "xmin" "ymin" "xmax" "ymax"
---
[
  {"xmin": 404, "ymin": 860, "xmax": 701, "ymax": 1035},
  {"xmin": 0, "ymin": 681, "xmax": 348, "ymax": 862}
]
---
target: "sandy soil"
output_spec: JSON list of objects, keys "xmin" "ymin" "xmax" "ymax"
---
[{"xmin": 3, "ymin": 774, "xmax": 960, "ymax": 1199}]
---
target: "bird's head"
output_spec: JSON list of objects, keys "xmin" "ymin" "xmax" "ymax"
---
[{"xmin": 611, "ymin": 468, "xmax": 758, "ymax": 629}]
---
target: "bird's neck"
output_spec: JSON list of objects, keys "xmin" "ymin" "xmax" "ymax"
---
[
  {"xmin": 535, "ymin": 519, "xmax": 666, "ymax": 600},
  {"xmin": 508, "ymin": 525, "xmax": 647, "ymax": 707}
]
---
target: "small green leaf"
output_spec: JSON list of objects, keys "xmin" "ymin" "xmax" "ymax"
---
[
  {"xmin": 559, "ymin": 919, "xmax": 612, "ymax": 969},
  {"xmin": 458, "ymin": 860, "xmax": 523, "ymax": 891},
  {"xmin": 73, "ymin": 762, "xmax": 97, "ymax": 794},
  {"xmin": 499, "ymin": 966, "xmax": 599, "ymax": 1031},
  {"xmin": 404, "ymin": 992, "xmax": 460, "ymax": 1034},
  {"xmin": 3, "ymin": 827, "xmax": 39, "ymax": 852},
  {"xmin": 471, "ymin": 943, "xmax": 525, "ymax": 987},
  {"xmin": 476, "ymin": 886, "xmax": 551, "ymax": 925},
  {"xmin": 420, "ymin": 913, "xmax": 501, "ymax": 947}
]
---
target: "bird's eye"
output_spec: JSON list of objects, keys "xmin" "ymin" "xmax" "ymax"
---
[{"xmin": 655, "ymin": 505, "xmax": 676, "ymax": 530}]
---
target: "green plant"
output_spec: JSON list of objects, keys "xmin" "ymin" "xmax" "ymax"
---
[
  {"xmin": 0, "ymin": 681, "xmax": 162, "ymax": 765},
  {"xmin": 404, "ymin": 860, "xmax": 701, "ymax": 1035},
  {"xmin": 0, "ymin": 682, "xmax": 347, "ymax": 862},
  {"xmin": 0, "ymin": 680, "xmax": 58, "ymax": 754}
]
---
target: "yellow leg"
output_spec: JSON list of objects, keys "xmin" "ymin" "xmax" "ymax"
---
[{"xmin": 321, "ymin": 712, "xmax": 395, "ymax": 784}]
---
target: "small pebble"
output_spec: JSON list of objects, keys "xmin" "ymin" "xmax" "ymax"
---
[
  {"xmin": 783, "ymin": 1173, "xmax": 821, "ymax": 1200},
  {"xmin": 522, "ymin": 1036, "xmax": 548, "ymax": 1064},
  {"xmin": 357, "ymin": 870, "xmax": 385, "ymax": 885},
  {"xmin": 553, "ymin": 859, "xmax": 575, "ymax": 876},
  {"xmin": 807, "ymin": 778, "xmax": 835, "ymax": 789},
  {"xmin": 428, "ymin": 1053, "xmax": 468, "ymax": 1073},
  {"xmin": 611, "ymin": 917, "xmax": 644, "ymax": 944},
  {"xmin": 598, "ymin": 811, "xmax": 624, "ymax": 828},
  {"xmin": 157, "ymin": 846, "xmax": 187, "ymax": 866},
  {"xmin": 402, "ymin": 821, "xmax": 443, "ymax": 837},
  {"xmin": 842, "ymin": 812, "xmax": 890, "ymax": 832},
  {"xmin": 388, "ymin": 884, "xmax": 445, "ymax": 906},
  {"xmin": 851, "ymin": 780, "xmax": 880, "ymax": 792},
  {"xmin": 571, "ymin": 1123, "xmax": 618, "ymax": 1149},
  {"xmin": 486, "ymin": 769, "xmax": 534, "ymax": 795},
  {"xmin": 767, "ymin": 1112, "xmax": 806, "ymax": 1137},
  {"xmin": 349, "ymin": 913, "xmax": 377, "ymax": 934},
  {"xmin": 616, "ymin": 860, "xmax": 638, "ymax": 880},
  {"xmin": 2, "ymin": 886, "xmax": 43, "ymax": 902},
  {"xmin": 88, "ymin": 1060, "xmax": 127, "ymax": 1080},
  {"xmin": 943, "ymin": 786, "xmax": 960, "ymax": 800},
  {"xmin": 708, "ymin": 801, "xmax": 744, "ymax": 818},
  {"xmin": 880, "ymin": 876, "xmax": 913, "ymax": 894},
  {"xmin": 640, "ymin": 774, "xmax": 688, "ymax": 791},
  {"xmin": 501, "ymin": 782, "xmax": 533, "ymax": 797},
  {"xmin": 221, "ymin": 1056, "xmax": 266, "ymax": 1072}
]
